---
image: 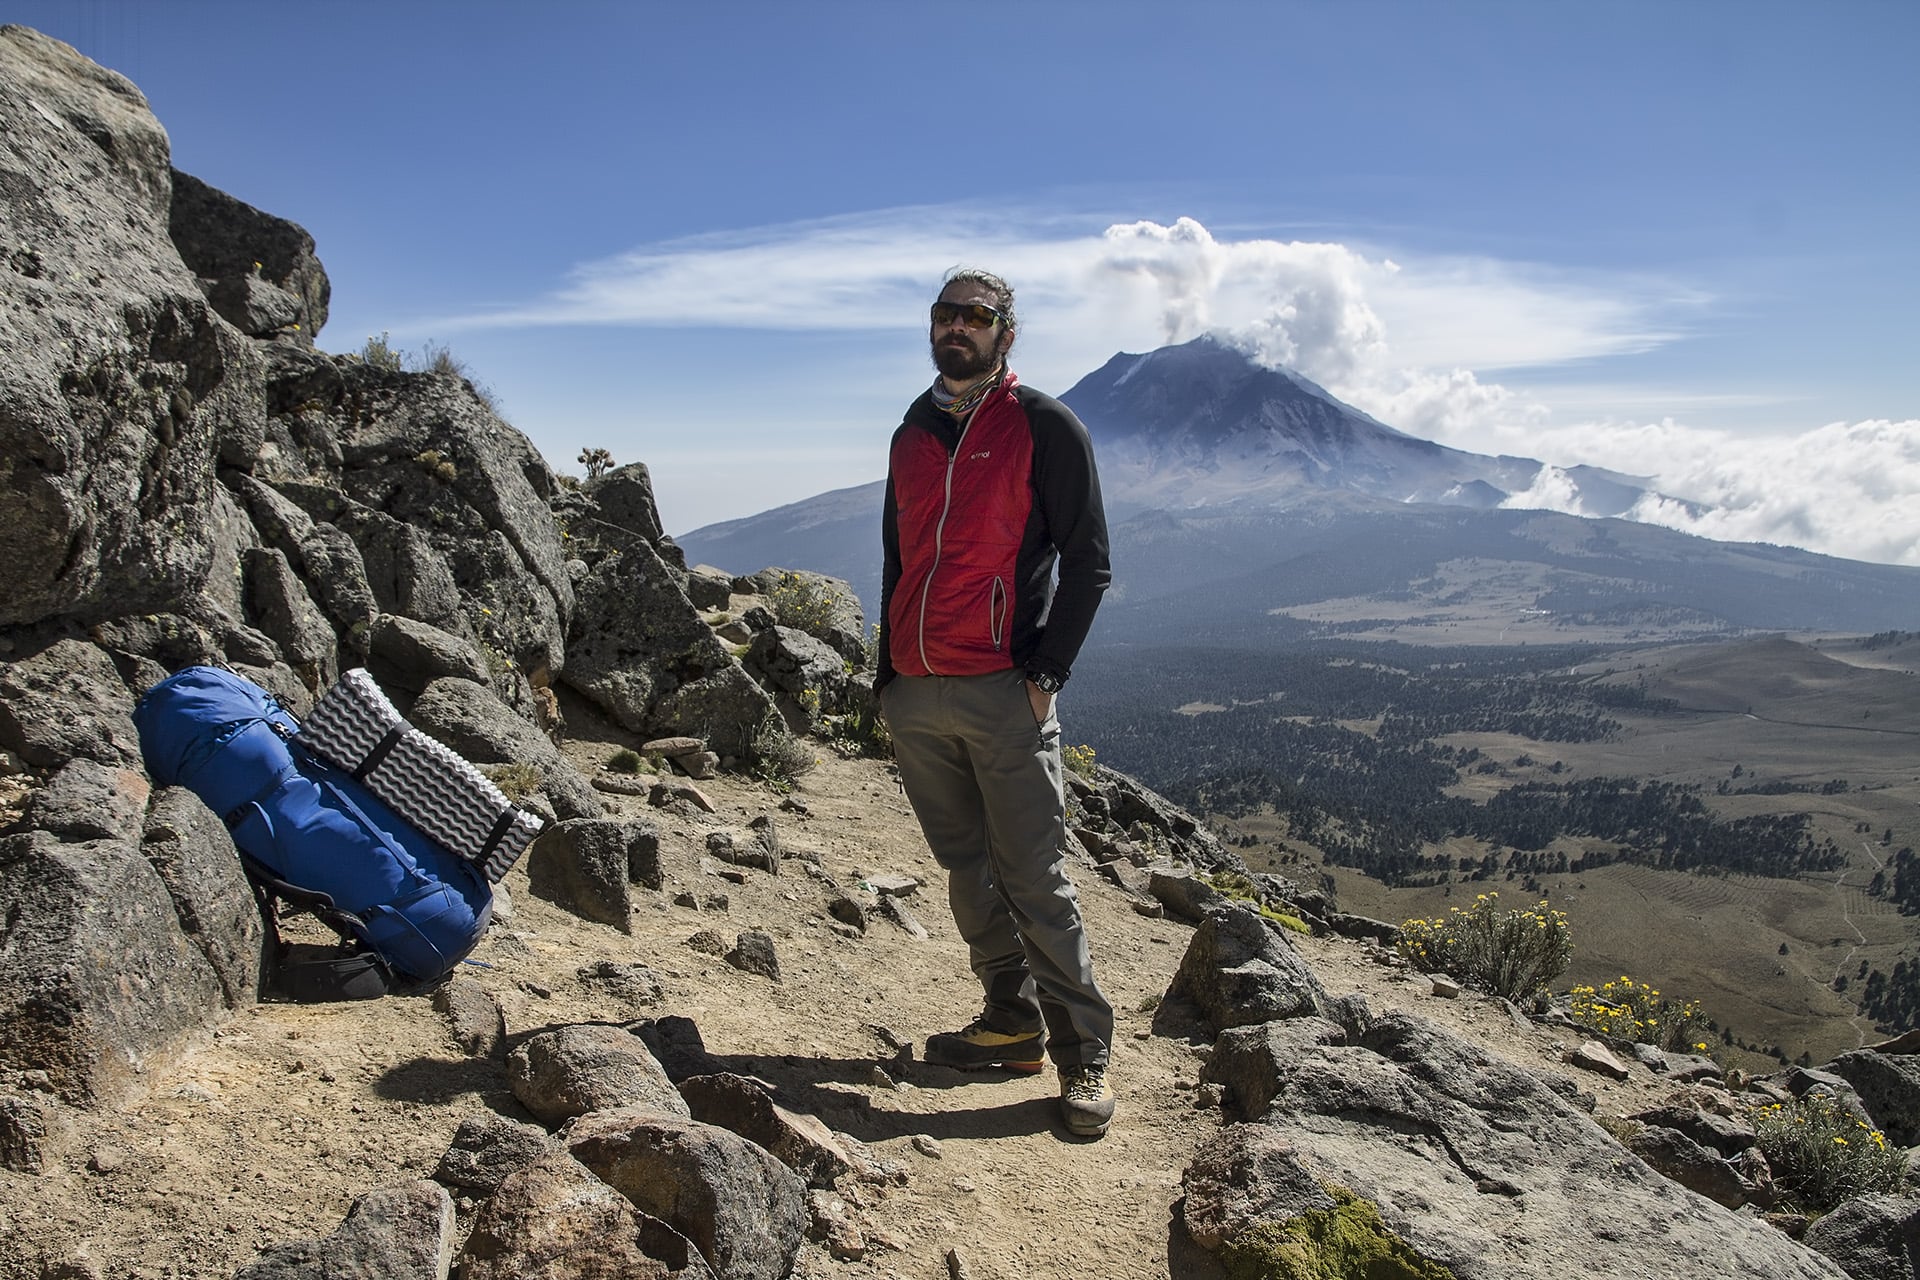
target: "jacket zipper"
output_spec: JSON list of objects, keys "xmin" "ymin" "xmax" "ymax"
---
[{"xmin": 915, "ymin": 393, "xmax": 989, "ymax": 675}]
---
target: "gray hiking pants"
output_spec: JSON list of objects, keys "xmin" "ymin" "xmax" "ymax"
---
[{"xmin": 881, "ymin": 668, "xmax": 1112, "ymax": 1067}]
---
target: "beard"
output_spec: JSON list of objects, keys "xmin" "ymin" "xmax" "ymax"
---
[{"xmin": 932, "ymin": 332, "xmax": 1000, "ymax": 382}]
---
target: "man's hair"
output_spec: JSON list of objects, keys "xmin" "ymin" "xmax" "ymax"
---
[{"xmin": 943, "ymin": 266, "xmax": 1017, "ymax": 335}]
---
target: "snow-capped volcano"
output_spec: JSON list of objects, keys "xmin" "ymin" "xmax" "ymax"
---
[{"xmin": 1061, "ymin": 336, "xmax": 1648, "ymax": 515}]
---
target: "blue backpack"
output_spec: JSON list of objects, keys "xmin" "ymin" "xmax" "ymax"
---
[{"xmin": 135, "ymin": 666, "xmax": 493, "ymax": 990}]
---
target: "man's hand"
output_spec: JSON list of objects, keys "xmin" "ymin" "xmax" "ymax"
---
[{"xmin": 1024, "ymin": 679, "xmax": 1055, "ymax": 724}]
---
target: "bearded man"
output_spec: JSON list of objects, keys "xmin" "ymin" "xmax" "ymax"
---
[{"xmin": 874, "ymin": 267, "xmax": 1116, "ymax": 1138}]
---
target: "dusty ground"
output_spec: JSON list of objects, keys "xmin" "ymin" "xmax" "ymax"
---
[{"xmin": 0, "ymin": 723, "xmax": 1684, "ymax": 1280}]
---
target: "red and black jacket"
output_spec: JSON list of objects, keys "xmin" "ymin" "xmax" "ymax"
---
[{"xmin": 876, "ymin": 372, "xmax": 1110, "ymax": 692}]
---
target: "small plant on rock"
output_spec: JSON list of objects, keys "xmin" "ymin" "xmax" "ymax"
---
[
  {"xmin": 606, "ymin": 748, "xmax": 643, "ymax": 775},
  {"xmin": 578, "ymin": 446, "xmax": 615, "ymax": 480},
  {"xmin": 1063, "ymin": 742, "xmax": 1097, "ymax": 779},
  {"xmin": 768, "ymin": 571, "xmax": 841, "ymax": 641},
  {"xmin": 484, "ymin": 763, "xmax": 544, "ymax": 804},
  {"xmin": 1569, "ymin": 976, "xmax": 1713, "ymax": 1054},
  {"xmin": 359, "ymin": 331, "xmax": 404, "ymax": 371},
  {"xmin": 1752, "ymin": 1093, "xmax": 1905, "ymax": 1212},
  {"xmin": 1397, "ymin": 892, "xmax": 1571, "ymax": 1001}
]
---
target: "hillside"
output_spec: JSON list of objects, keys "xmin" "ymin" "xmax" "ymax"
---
[{"xmin": 0, "ymin": 708, "xmax": 1777, "ymax": 1280}]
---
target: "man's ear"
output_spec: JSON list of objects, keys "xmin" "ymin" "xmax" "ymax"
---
[{"xmin": 997, "ymin": 328, "xmax": 1016, "ymax": 359}]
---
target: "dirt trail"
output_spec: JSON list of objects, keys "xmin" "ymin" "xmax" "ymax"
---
[{"xmin": 0, "ymin": 738, "xmax": 1681, "ymax": 1280}]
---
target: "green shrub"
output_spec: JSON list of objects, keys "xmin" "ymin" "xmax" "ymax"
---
[
  {"xmin": 606, "ymin": 748, "xmax": 643, "ymax": 775},
  {"xmin": 746, "ymin": 714, "xmax": 814, "ymax": 792},
  {"xmin": 1397, "ymin": 892, "xmax": 1572, "ymax": 1001},
  {"xmin": 768, "ymin": 571, "xmax": 842, "ymax": 640},
  {"xmin": 484, "ymin": 762, "xmax": 544, "ymax": 804},
  {"xmin": 1569, "ymin": 976, "xmax": 1713, "ymax": 1054},
  {"xmin": 1752, "ymin": 1093, "xmax": 1905, "ymax": 1212},
  {"xmin": 359, "ymin": 331, "xmax": 404, "ymax": 371}
]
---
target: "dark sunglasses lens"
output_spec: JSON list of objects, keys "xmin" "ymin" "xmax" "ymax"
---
[{"xmin": 932, "ymin": 302, "xmax": 998, "ymax": 328}]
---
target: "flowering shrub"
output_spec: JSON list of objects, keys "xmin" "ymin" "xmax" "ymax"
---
[
  {"xmin": 768, "ymin": 571, "xmax": 842, "ymax": 640},
  {"xmin": 1752, "ymin": 1094, "xmax": 1905, "ymax": 1212},
  {"xmin": 1397, "ymin": 892, "xmax": 1572, "ymax": 1001},
  {"xmin": 1063, "ymin": 742, "xmax": 1097, "ymax": 779},
  {"xmin": 1569, "ymin": 976, "xmax": 1712, "ymax": 1054}
]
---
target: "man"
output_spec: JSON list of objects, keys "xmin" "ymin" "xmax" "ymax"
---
[{"xmin": 875, "ymin": 267, "xmax": 1116, "ymax": 1138}]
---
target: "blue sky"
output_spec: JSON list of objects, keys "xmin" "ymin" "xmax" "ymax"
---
[{"xmin": 17, "ymin": 1, "xmax": 1919, "ymax": 562}]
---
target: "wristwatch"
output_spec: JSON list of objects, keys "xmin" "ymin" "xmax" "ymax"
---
[{"xmin": 1026, "ymin": 670, "xmax": 1063, "ymax": 695}]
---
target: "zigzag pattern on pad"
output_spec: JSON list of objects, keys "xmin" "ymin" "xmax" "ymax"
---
[{"xmin": 302, "ymin": 669, "xmax": 543, "ymax": 883}]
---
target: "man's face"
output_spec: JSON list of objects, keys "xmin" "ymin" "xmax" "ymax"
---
[{"xmin": 930, "ymin": 283, "xmax": 1012, "ymax": 382}]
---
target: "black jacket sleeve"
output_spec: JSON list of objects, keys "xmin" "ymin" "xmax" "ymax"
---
[{"xmin": 1021, "ymin": 389, "xmax": 1111, "ymax": 685}]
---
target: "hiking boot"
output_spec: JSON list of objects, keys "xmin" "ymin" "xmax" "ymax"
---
[
  {"xmin": 1059, "ymin": 1063, "xmax": 1115, "ymax": 1137},
  {"xmin": 924, "ymin": 1018, "xmax": 1045, "ymax": 1073}
]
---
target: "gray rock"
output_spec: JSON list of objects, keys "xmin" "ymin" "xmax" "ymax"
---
[
  {"xmin": 242, "ymin": 546, "xmax": 338, "ymax": 684},
  {"xmin": 686, "ymin": 565, "xmax": 735, "ymax": 610},
  {"xmin": 235, "ymin": 1180, "xmax": 453, "ymax": 1280},
  {"xmin": 1826, "ymin": 1050, "xmax": 1920, "ymax": 1148},
  {"xmin": 1571, "ymin": 1039, "xmax": 1631, "ymax": 1081},
  {"xmin": 506, "ymin": 1023, "xmax": 689, "ymax": 1126},
  {"xmin": 1625, "ymin": 1104, "xmax": 1756, "ymax": 1157},
  {"xmin": 678, "ymin": 1072, "xmax": 855, "ymax": 1189},
  {"xmin": 0, "ymin": 640, "xmax": 141, "ymax": 769},
  {"xmin": 1147, "ymin": 868, "xmax": 1227, "ymax": 924},
  {"xmin": 1803, "ymin": 1193, "xmax": 1920, "ymax": 1280},
  {"xmin": 431, "ymin": 1113, "xmax": 556, "ymax": 1197},
  {"xmin": 744, "ymin": 625, "xmax": 850, "ymax": 731},
  {"xmin": 296, "ymin": 521, "xmax": 379, "ymax": 640},
  {"xmin": 579, "ymin": 961, "xmax": 666, "ymax": 1008},
  {"xmin": 408, "ymin": 677, "xmax": 602, "ymax": 820},
  {"xmin": 727, "ymin": 930, "xmax": 783, "ymax": 981},
  {"xmin": 366, "ymin": 613, "xmax": 489, "ymax": 692},
  {"xmin": 873, "ymin": 893, "xmax": 929, "ymax": 941},
  {"xmin": 140, "ymin": 786, "xmax": 263, "ymax": 1008},
  {"xmin": 528, "ymin": 819, "xmax": 636, "ymax": 932},
  {"xmin": 585, "ymin": 463, "xmax": 674, "ymax": 555},
  {"xmin": 168, "ymin": 167, "xmax": 329, "ymax": 341},
  {"xmin": 707, "ymin": 828, "xmax": 777, "ymax": 875},
  {"xmin": 339, "ymin": 509, "xmax": 466, "ymax": 637},
  {"xmin": 1624, "ymin": 1124, "xmax": 1756, "ymax": 1208},
  {"xmin": 1197, "ymin": 1011, "xmax": 1850, "ymax": 1280},
  {"xmin": 567, "ymin": 1106, "xmax": 808, "ymax": 1280},
  {"xmin": 457, "ymin": 1150, "xmax": 702, "ymax": 1280},
  {"xmin": 0, "ymin": 832, "xmax": 226, "ymax": 1104},
  {"xmin": 0, "ymin": 27, "xmax": 243, "ymax": 629},
  {"xmin": 1200, "ymin": 1017, "xmax": 1349, "ymax": 1121},
  {"xmin": 1178, "ymin": 1122, "xmax": 1333, "ymax": 1251},
  {"xmin": 23, "ymin": 758, "xmax": 148, "ymax": 842},
  {"xmin": 1166, "ymin": 904, "xmax": 1331, "ymax": 1035},
  {"xmin": 563, "ymin": 532, "xmax": 781, "ymax": 761},
  {"xmin": 431, "ymin": 978, "xmax": 505, "ymax": 1059},
  {"xmin": 0, "ymin": 1090, "xmax": 61, "ymax": 1173}
]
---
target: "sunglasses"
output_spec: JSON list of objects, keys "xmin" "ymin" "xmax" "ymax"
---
[{"xmin": 930, "ymin": 301, "xmax": 1008, "ymax": 330}]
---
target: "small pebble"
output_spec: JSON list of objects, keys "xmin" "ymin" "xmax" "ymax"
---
[
  {"xmin": 951, "ymin": 1179, "xmax": 976, "ymax": 1193},
  {"xmin": 911, "ymin": 1134, "xmax": 942, "ymax": 1158}
]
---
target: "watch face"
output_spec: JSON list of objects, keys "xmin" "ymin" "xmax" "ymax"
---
[{"xmin": 1029, "ymin": 672, "xmax": 1062, "ymax": 694}]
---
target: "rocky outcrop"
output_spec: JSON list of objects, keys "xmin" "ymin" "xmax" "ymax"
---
[
  {"xmin": 1186, "ymin": 1012, "xmax": 1850, "ymax": 1279},
  {"xmin": 0, "ymin": 27, "xmax": 810, "ymax": 1120}
]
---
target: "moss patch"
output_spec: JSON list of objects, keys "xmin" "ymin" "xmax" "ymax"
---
[{"xmin": 1221, "ymin": 1186, "xmax": 1455, "ymax": 1280}]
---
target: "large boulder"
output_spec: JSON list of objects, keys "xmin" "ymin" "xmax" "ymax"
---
[
  {"xmin": 0, "ymin": 26, "xmax": 262, "ymax": 628},
  {"xmin": 506, "ymin": 1024, "xmax": 688, "ymax": 1126},
  {"xmin": 566, "ymin": 1106, "xmax": 807, "ymax": 1280},
  {"xmin": 564, "ymin": 532, "xmax": 781, "ymax": 761},
  {"xmin": 1186, "ymin": 1011, "xmax": 1850, "ymax": 1280},
  {"xmin": 168, "ymin": 167, "xmax": 329, "ymax": 344},
  {"xmin": 458, "ymin": 1150, "xmax": 700, "ymax": 1280},
  {"xmin": 0, "ymin": 833, "xmax": 229, "ymax": 1104},
  {"xmin": 1166, "ymin": 904, "xmax": 1330, "ymax": 1034}
]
